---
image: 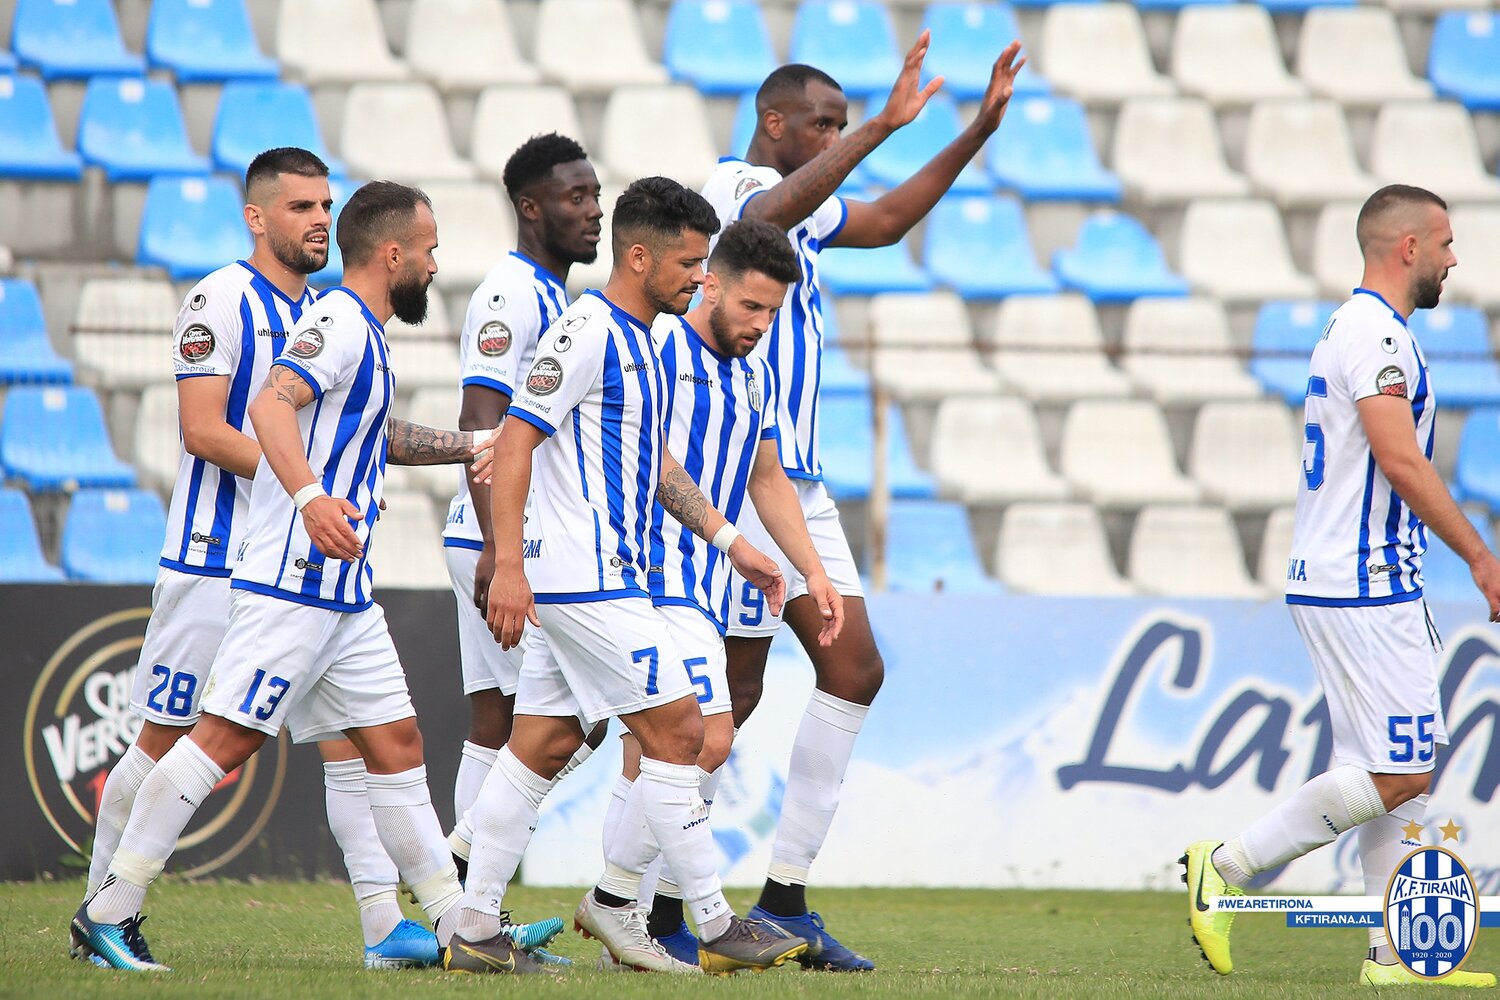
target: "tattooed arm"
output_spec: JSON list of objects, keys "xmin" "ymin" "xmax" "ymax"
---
[{"xmin": 385, "ymin": 417, "xmax": 485, "ymax": 466}]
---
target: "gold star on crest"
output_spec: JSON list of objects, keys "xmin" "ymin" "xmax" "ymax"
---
[
  {"xmin": 1401, "ymin": 820, "xmax": 1425, "ymax": 841},
  {"xmin": 1439, "ymin": 819, "xmax": 1463, "ymax": 843}
]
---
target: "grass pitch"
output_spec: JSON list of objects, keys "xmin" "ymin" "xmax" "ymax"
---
[{"xmin": 1, "ymin": 879, "xmax": 1492, "ymax": 998}]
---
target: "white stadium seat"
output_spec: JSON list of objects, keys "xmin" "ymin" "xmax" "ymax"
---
[
  {"xmin": 1178, "ymin": 199, "xmax": 1317, "ymax": 304},
  {"xmin": 395, "ymin": 388, "xmax": 468, "ymax": 500},
  {"xmin": 600, "ymin": 86, "xmax": 719, "ymax": 191},
  {"xmin": 1258, "ymin": 505, "xmax": 1296, "ymax": 592},
  {"xmin": 1040, "ymin": 3, "xmax": 1173, "ymax": 106},
  {"xmin": 71, "ymin": 278, "xmax": 181, "ymax": 390},
  {"xmin": 424, "ymin": 181, "xmax": 516, "ymax": 293},
  {"xmin": 1447, "ymin": 206, "xmax": 1500, "ymax": 310},
  {"xmin": 1370, "ymin": 102, "xmax": 1500, "ymax": 203},
  {"xmin": 470, "ymin": 86, "xmax": 585, "ymax": 184},
  {"xmin": 405, "ymin": 0, "xmax": 540, "ymax": 91},
  {"xmin": 1112, "ymin": 97, "xmax": 1247, "ymax": 204},
  {"xmin": 1171, "ymin": 6, "xmax": 1306, "ymax": 107},
  {"xmin": 1311, "ymin": 201, "xmax": 1364, "ymax": 300},
  {"xmin": 866, "ymin": 292, "xmax": 1003, "ymax": 401},
  {"xmin": 341, "ymin": 83, "xmax": 475, "ymax": 183},
  {"xmin": 277, "ymin": 0, "xmax": 406, "ymax": 85},
  {"xmin": 533, "ymin": 0, "xmax": 668, "ymax": 93},
  {"xmin": 1060, "ymin": 399, "xmax": 1201, "ymax": 508},
  {"xmin": 1128, "ymin": 504, "xmax": 1264, "ymax": 599},
  {"xmin": 370, "ymin": 491, "xmax": 449, "ymax": 588},
  {"xmin": 386, "ymin": 291, "xmax": 454, "ymax": 341},
  {"xmin": 930, "ymin": 397, "xmax": 1070, "ymax": 505},
  {"xmin": 1244, "ymin": 100, "xmax": 1377, "ymax": 209},
  {"xmin": 998, "ymin": 502, "xmax": 1135, "ymax": 595},
  {"xmin": 1296, "ymin": 8, "xmax": 1433, "ymax": 106},
  {"xmin": 133, "ymin": 383, "xmax": 180, "ymax": 492},
  {"xmin": 1120, "ymin": 297, "xmax": 1261, "ymax": 405},
  {"xmin": 989, "ymin": 294, "xmax": 1132, "ymax": 403},
  {"xmin": 1188, "ymin": 400, "xmax": 1301, "ymax": 512}
]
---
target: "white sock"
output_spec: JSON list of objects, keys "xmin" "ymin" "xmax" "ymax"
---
[
  {"xmin": 651, "ymin": 766, "xmax": 718, "ymax": 906},
  {"xmin": 639, "ymin": 757, "xmax": 732, "ymax": 942},
  {"xmin": 550, "ymin": 738, "xmax": 596, "ymax": 788},
  {"xmin": 1220, "ymin": 765, "xmax": 1386, "ymax": 885},
  {"xmin": 698, "ymin": 764, "xmax": 722, "ymax": 808},
  {"xmin": 365, "ymin": 766, "xmax": 462, "ymax": 945},
  {"xmin": 457, "ymin": 747, "xmax": 552, "ymax": 939},
  {"xmin": 86, "ymin": 743, "xmax": 158, "ymax": 897},
  {"xmin": 598, "ymin": 775, "xmax": 654, "ymax": 900},
  {"xmin": 324, "ymin": 758, "xmax": 403, "ymax": 947},
  {"xmin": 1361, "ymin": 793, "xmax": 1427, "ymax": 962},
  {"xmin": 600, "ymin": 775, "xmax": 633, "ymax": 865},
  {"xmin": 768, "ymin": 690, "xmax": 868, "ymax": 883},
  {"xmin": 89, "ymin": 739, "xmax": 224, "ymax": 924},
  {"xmin": 453, "ymin": 741, "xmax": 499, "ymax": 848}
]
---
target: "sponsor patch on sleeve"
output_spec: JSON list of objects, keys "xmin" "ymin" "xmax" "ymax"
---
[
  {"xmin": 525, "ymin": 356, "xmax": 563, "ymax": 396},
  {"xmin": 287, "ymin": 328, "xmax": 325, "ymax": 359},
  {"xmin": 177, "ymin": 324, "xmax": 215, "ymax": 362},
  {"xmin": 735, "ymin": 176, "xmax": 763, "ymax": 200},
  {"xmin": 478, "ymin": 321, "xmax": 512, "ymax": 356},
  {"xmin": 1375, "ymin": 365, "xmax": 1408, "ymax": 397}
]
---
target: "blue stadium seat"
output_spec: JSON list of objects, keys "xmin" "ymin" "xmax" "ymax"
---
[
  {"xmin": 988, "ymin": 96, "xmax": 1121, "ymax": 202},
  {"xmin": 1251, "ymin": 300, "xmax": 1337, "ymax": 405},
  {"xmin": 789, "ymin": 0, "xmax": 901, "ymax": 98},
  {"xmin": 1430, "ymin": 12, "xmax": 1500, "ymax": 113},
  {"xmin": 920, "ymin": 2, "xmax": 1046, "ymax": 100},
  {"xmin": 1133, "ymin": 0, "xmax": 1231, "ymax": 11},
  {"xmin": 212, "ymin": 81, "xmax": 343, "ymax": 177},
  {"xmin": 11, "ymin": 0, "xmax": 145, "ymax": 80},
  {"xmin": 728, "ymin": 95, "xmax": 873, "ymax": 189},
  {"xmin": 1411, "ymin": 304, "xmax": 1500, "ymax": 407},
  {"xmin": 0, "ymin": 75, "xmax": 84, "ymax": 180},
  {"xmin": 819, "ymin": 241, "xmax": 933, "ymax": 295},
  {"xmin": 925, "ymin": 194, "xmax": 1058, "ymax": 298},
  {"xmin": 0, "ymin": 278, "xmax": 73, "ymax": 385},
  {"xmin": 61, "ymin": 488, "xmax": 165, "ymax": 583},
  {"xmin": 147, "ymin": 0, "xmax": 278, "ymax": 83},
  {"xmin": 137, "ymin": 175, "xmax": 252, "ymax": 280},
  {"xmin": 1458, "ymin": 408, "xmax": 1500, "ymax": 510},
  {"xmin": 664, "ymin": 0, "xmax": 776, "ymax": 95},
  {"xmin": 0, "ymin": 53, "xmax": 14, "ymax": 73},
  {"xmin": 1420, "ymin": 509, "xmax": 1492, "ymax": 603},
  {"xmin": 882, "ymin": 499, "xmax": 1002, "ymax": 594},
  {"xmin": 78, "ymin": 77, "xmax": 208, "ymax": 182},
  {"xmin": 818, "ymin": 393, "xmax": 936, "ymax": 500},
  {"xmin": 1008, "ymin": 0, "xmax": 1096, "ymax": 7},
  {"xmin": 819, "ymin": 297, "xmax": 871, "ymax": 396},
  {"xmin": 861, "ymin": 92, "xmax": 990, "ymax": 193},
  {"xmin": 0, "ymin": 386, "xmax": 136, "ymax": 491},
  {"xmin": 0, "ymin": 487, "xmax": 64, "ymax": 581},
  {"xmin": 310, "ymin": 176, "xmax": 358, "ymax": 286},
  {"xmin": 1053, "ymin": 213, "xmax": 1188, "ymax": 304},
  {"xmin": 1258, "ymin": 0, "xmax": 1354, "ymax": 13}
]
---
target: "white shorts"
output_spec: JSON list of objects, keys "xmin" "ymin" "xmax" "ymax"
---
[
  {"xmin": 1290, "ymin": 600, "xmax": 1449, "ymax": 774},
  {"xmin": 726, "ymin": 479, "xmax": 864, "ymax": 638},
  {"xmin": 514, "ymin": 596, "xmax": 694, "ymax": 726},
  {"xmin": 655, "ymin": 603, "xmax": 731, "ymax": 717},
  {"xmin": 199, "ymin": 590, "xmax": 416, "ymax": 744},
  {"xmin": 129, "ymin": 567, "xmax": 231, "ymax": 726},
  {"xmin": 446, "ymin": 544, "xmax": 521, "ymax": 696}
]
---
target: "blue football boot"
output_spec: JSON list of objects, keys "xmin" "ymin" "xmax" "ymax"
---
[{"xmin": 746, "ymin": 906, "xmax": 874, "ymax": 971}]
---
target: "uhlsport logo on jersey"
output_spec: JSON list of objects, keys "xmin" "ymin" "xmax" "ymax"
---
[
  {"xmin": 1385, "ymin": 846, "xmax": 1479, "ymax": 979},
  {"xmin": 23, "ymin": 608, "xmax": 288, "ymax": 877}
]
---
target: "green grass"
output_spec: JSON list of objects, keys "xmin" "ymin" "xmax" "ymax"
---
[{"xmin": 2, "ymin": 879, "xmax": 1494, "ymax": 998}]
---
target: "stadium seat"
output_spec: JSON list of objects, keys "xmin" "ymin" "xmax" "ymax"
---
[
  {"xmin": 987, "ymin": 96, "xmax": 1121, "ymax": 201},
  {"xmin": 0, "ymin": 277, "xmax": 72, "ymax": 384},
  {"xmin": 931, "ymin": 396, "xmax": 1069, "ymax": 504},
  {"xmin": 1385, "ymin": 0, "xmax": 1488, "ymax": 16},
  {"xmin": 989, "ymin": 292, "xmax": 1131, "ymax": 401},
  {"xmin": 1458, "ymin": 408, "xmax": 1500, "ymax": 509},
  {"xmin": 12, "ymin": 0, "xmax": 145, "ymax": 80},
  {"xmin": 61, "ymin": 489, "xmax": 164, "ymax": 583},
  {"xmin": 920, "ymin": 2, "xmax": 1046, "ymax": 101},
  {"xmin": 533, "ymin": 0, "xmax": 668, "ymax": 93},
  {"xmin": 0, "ymin": 386, "xmax": 136, "ymax": 491},
  {"xmin": 405, "ymin": 0, "xmax": 540, "ymax": 91},
  {"xmin": 817, "ymin": 394, "xmax": 936, "ymax": 501},
  {"xmin": 1039, "ymin": 3, "xmax": 1173, "ymax": 105},
  {"xmin": 137, "ymin": 175, "xmax": 252, "ymax": 281},
  {"xmin": 0, "ymin": 487, "xmax": 63, "ymax": 581},
  {"xmin": 866, "ymin": 291, "xmax": 1004, "ymax": 401},
  {"xmin": 924, "ymin": 195, "xmax": 1059, "ymax": 298},
  {"xmin": 133, "ymin": 383, "xmax": 180, "ymax": 492},
  {"xmin": 276, "ymin": 0, "xmax": 406, "ymax": 84},
  {"xmin": 1447, "ymin": 206, "xmax": 1500, "ymax": 310},
  {"xmin": 0, "ymin": 75, "xmax": 84, "ymax": 179},
  {"xmin": 1060, "ymin": 398, "xmax": 1200, "ymax": 507},
  {"xmin": 664, "ymin": 0, "xmax": 776, "ymax": 95},
  {"xmin": 423, "ymin": 181, "xmax": 516, "ymax": 297},
  {"xmin": 1259, "ymin": 0, "xmax": 1353, "ymax": 12},
  {"xmin": 308, "ymin": 176, "xmax": 357, "ymax": 286},
  {"xmin": 394, "ymin": 388, "xmax": 468, "ymax": 499},
  {"xmin": 1429, "ymin": 12, "xmax": 1500, "ymax": 112},
  {"xmin": 471, "ymin": 86, "xmax": 585, "ymax": 184},
  {"xmin": 818, "ymin": 300, "xmax": 870, "ymax": 396},
  {"xmin": 212, "ymin": 82, "xmax": 343, "ymax": 178},
  {"xmin": 71, "ymin": 277, "xmax": 180, "ymax": 389},
  {"xmin": 1111, "ymin": 97, "xmax": 1247, "ymax": 204},
  {"xmin": 789, "ymin": 0, "xmax": 902, "ymax": 98},
  {"xmin": 370, "ymin": 491, "xmax": 449, "ymax": 588},
  {"xmin": 1258, "ymin": 505, "xmax": 1295, "ymax": 592},
  {"xmin": 881, "ymin": 499, "xmax": 1003, "ymax": 594},
  {"xmin": 1170, "ymin": 6, "xmax": 1306, "ymax": 106},
  {"xmin": 1128, "ymin": 505, "xmax": 1263, "ymax": 599},
  {"xmin": 146, "ymin": 0, "xmax": 277, "ymax": 83},
  {"xmin": 997, "ymin": 502, "xmax": 1134, "ymax": 595},
  {"xmin": 77, "ymin": 77, "xmax": 208, "ymax": 182},
  {"xmin": 387, "ymin": 292, "xmax": 455, "ymax": 341},
  {"xmin": 1411, "ymin": 304, "xmax": 1500, "ymax": 408},
  {"xmin": 862, "ymin": 93, "xmax": 990, "ymax": 193},
  {"xmin": 1310, "ymin": 201, "xmax": 1363, "ymax": 300},
  {"xmin": 341, "ymin": 83, "xmax": 474, "ymax": 183},
  {"xmin": 1133, "ymin": 0, "xmax": 1232, "ymax": 11},
  {"xmin": 1119, "ymin": 297, "xmax": 1261, "ymax": 404},
  {"xmin": 1178, "ymin": 199, "xmax": 1316, "ymax": 304},
  {"xmin": 1296, "ymin": 9, "xmax": 1433, "ymax": 106},
  {"xmin": 1053, "ymin": 212, "xmax": 1189, "ymax": 304},
  {"xmin": 1370, "ymin": 102, "xmax": 1500, "ymax": 203},
  {"xmin": 1251, "ymin": 300, "xmax": 1337, "ymax": 405},
  {"xmin": 600, "ymin": 86, "xmax": 718, "ymax": 190},
  {"xmin": 1189, "ymin": 400, "xmax": 1300, "ymax": 512},
  {"xmin": 1244, "ymin": 100, "xmax": 1375, "ymax": 209},
  {"xmin": 819, "ymin": 241, "xmax": 933, "ymax": 295}
]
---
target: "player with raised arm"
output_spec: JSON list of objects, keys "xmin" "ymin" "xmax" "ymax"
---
[
  {"xmin": 700, "ymin": 35, "xmax": 1025, "ymax": 969},
  {"xmin": 1181, "ymin": 185, "xmax": 1500, "ymax": 988},
  {"xmin": 444, "ymin": 178, "xmax": 804, "ymax": 977},
  {"xmin": 72, "ymin": 181, "xmax": 488, "ymax": 972},
  {"xmin": 71, "ymin": 148, "xmax": 442, "ymax": 971}
]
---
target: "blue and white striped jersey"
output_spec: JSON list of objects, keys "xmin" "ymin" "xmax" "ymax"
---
[
  {"xmin": 1286, "ymin": 289, "xmax": 1435, "ymax": 607},
  {"xmin": 231, "ymin": 287, "xmax": 397, "ymax": 612},
  {"xmin": 507, "ymin": 291, "xmax": 664, "ymax": 601},
  {"xmin": 702, "ymin": 157, "xmax": 847, "ymax": 482},
  {"xmin": 443, "ymin": 251, "xmax": 568, "ymax": 550},
  {"xmin": 648, "ymin": 315, "xmax": 778, "ymax": 632},
  {"xmin": 162, "ymin": 261, "xmax": 314, "ymax": 576}
]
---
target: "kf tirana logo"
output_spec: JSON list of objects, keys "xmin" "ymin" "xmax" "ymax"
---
[
  {"xmin": 1385, "ymin": 846, "xmax": 1479, "ymax": 980},
  {"xmin": 23, "ymin": 608, "xmax": 287, "ymax": 877}
]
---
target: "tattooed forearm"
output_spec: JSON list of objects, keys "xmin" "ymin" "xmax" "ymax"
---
[
  {"xmin": 658, "ymin": 463, "xmax": 711, "ymax": 535},
  {"xmin": 744, "ymin": 120, "xmax": 890, "ymax": 229},
  {"xmin": 386, "ymin": 417, "xmax": 473, "ymax": 466},
  {"xmin": 262, "ymin": 364, "xmax": 315, "ymax": 410}
]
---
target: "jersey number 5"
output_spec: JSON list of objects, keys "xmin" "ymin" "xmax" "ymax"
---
[{"xmin": 1303, "ymin": 377, "xmax": 1328, "ymax": 491}]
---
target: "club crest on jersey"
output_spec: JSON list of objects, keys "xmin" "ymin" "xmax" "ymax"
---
[
  {"xmin": 1386, "ymin": 846, "xmax": 1479, "ymax": 980},
  {"xmin": 178, "ymin": 324, "xmax": 215, "ymax": 363},
  {"xmin": 562, "ymin": 314, "xmax": 588, "ymax": 334},
  {"xmin": 527, "ymin": 356, "xmax": 564, "ymax": 395},
  {"xmin": 288, "ymin": 329, "xmax": 325, "ymax": 359},
  {"xmin": 478, "ymin": 321, "xmax": 512, "ymax": 357},
  {"xmin": 1377, "ymin": 365, "xmax": 1408, "ymax": 397},
  {"xmin": 735, "ymin": 177, "xmax": 763, "ymax": 199},
  {"xmin": 747, "ymin": 371, "xmax": 762, "ymax": 412}
]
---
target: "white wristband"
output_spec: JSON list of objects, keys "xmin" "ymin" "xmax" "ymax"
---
[
  {"xmin": 711, "ymin": 523, "xmax": 741, "ymax": 553},
  {"xmin": 292, "ymin": 483, "xmax": 327, "ymax": 511}
]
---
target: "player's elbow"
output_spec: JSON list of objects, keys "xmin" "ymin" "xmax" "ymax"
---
[{"xmin": 1373, "ymin": 448, "xmax": 1427, "ymax": 493}]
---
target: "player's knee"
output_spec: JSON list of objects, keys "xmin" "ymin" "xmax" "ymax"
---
[
  {"xmin": 467, "ymin": 692, "xmax": 513, "ymax": 748},
  {"xmin": 1373, "ymin": 769, "xmax": 1433, "ymax": 810},
  {"xmin": 728, "ymin": 672, "xmax": 764, "ymax": 728},
  {"xmin": 634, "ymin": 698, "xmax": 704, "ymax": 765},
  {"xmin": 135, "ymin": 720, "xmax": 191, "ymax": 760},
  {"xmin": 192, "ymin": 714, "xmax": 268, "ymax": 771},
  {"xmin": 698, "ymin": 722, "xmax": 733, "ymax": 774},
  {"xmin": 822, "ymin": 647, "xmax": 884, "ymax": 706}
]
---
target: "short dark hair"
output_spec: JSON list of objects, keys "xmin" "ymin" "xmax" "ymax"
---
[
  {"xmin": 502, "ymin": 133, "xmax": 589, "ymax": 204},
  {"xmin": 710, "ymin": 219, "xmax": 800, "ymax": 286},
  {"xmin": 245, "ymin": 147, "xmax": 329, "ymax": 200},
  {"xmin": 1356, "ymin": 184, "xmax": 1448, "ymax": 252},
  {"xmin": 611, "ymin": 176, "xmax": 720, "ymax": 257},
  {"xmin": 755, "ymin": 64, "xmax": 841, "ymax": 115},
  {"xmin": 337, "ymin": 180, "xmax": 432, "ymax": 267}
]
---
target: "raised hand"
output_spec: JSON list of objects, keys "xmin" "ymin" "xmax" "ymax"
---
[
  {"xmin": 972, "ymin": 40, "xmax": 1026, "ymax": 135},
  {"xmin": 875, "ymin": 30, "xmax": 944, "ymax": 131}
]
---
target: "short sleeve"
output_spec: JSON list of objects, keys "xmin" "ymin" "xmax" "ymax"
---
[
  {"xmin": 508, "ymin": 310, "xmax": 609, "ymax": 436},
  {"xmin": 459, "ymin": 273, "xmax": 542, "ymax": 397},
  {"xmin": 172, "ymin": 282, "xmax": 243, "ymax": 379},
  {"xmin": 809, "ymin": 194, "xmax": 848, "ymax": 246},
  {"xmin": 274, "ymin": 309, "xmax": 367, "ymax": 399},
  {"xmin": 1343, "ymin": 324, "xmax": 1419, "ymax": 403}
]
